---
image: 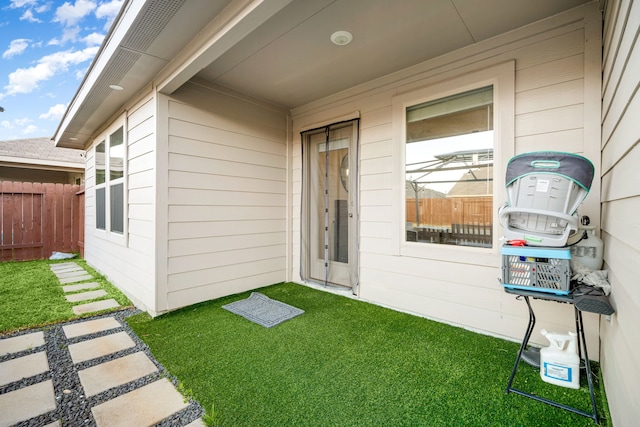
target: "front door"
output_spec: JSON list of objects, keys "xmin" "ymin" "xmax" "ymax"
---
[{"xmin": 301, "ymin": 120, "xmax": 359, "ymax": 292}]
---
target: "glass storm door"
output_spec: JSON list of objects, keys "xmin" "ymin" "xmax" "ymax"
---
[{"xmin": 301, "ymin": 120, "xmax": 359, "ymax": 292}]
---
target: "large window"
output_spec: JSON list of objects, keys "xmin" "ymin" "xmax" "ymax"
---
[
  {"xmin": 94, "ymin": 122, "xmax": 125, "ymax": 236},
  {"xmin": 405, "ymin": 86, "xmax": 494, "ymax": 248}
]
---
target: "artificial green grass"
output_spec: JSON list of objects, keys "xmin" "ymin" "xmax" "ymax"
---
[
  {"xmin": 127, "ymin": 283, "xmax": 611, "ymax": 427},
  {"xmin": 0, "ymin": 258, "xmax": 131, "ymax": 334}
]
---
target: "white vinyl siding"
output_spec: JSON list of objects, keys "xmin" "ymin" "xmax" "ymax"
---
[
  {"xmin": 84, "ymin": 93, "xmax": 157, "ymax": 312},
  {"xmin": 291, "ymin": 3, "xmax": 601, "ymax": 354},
  {"xmin": 163, "ymin": 81, "xmax": 287, "ymax": 311},
  {"xmin": 600, "ymin": 0, "xmax": 640, "ymax": 425}
]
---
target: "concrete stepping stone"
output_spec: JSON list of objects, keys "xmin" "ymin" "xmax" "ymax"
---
[
  {"xmin": 78, "ymin": 352, "xmax": 158, "ymax": 397},
  {"xmin": 91, "ymin": 378, "xmax": 188, "ymax": 427},
  {"xmin": 50, "ymin": 262, "xmax": 78, "ymax": 270},
  {"xmin": 72, "ymin": 299, "xmax": 120, "ymax": 315},
  {"xmin": 63, "ymin": 317, "xmax": 121, "ymax": 339},
  {"xmin": 62, "ymin": 282, "xmax": 101, "ymax": 293},
  {"xmin": 0, "ymin": 331, "xmax": 45, "ymax": 356},
  {"xmin": 0, "ymin": 351, "xmax": 49, "ymax": 386},
  {"xmin": 52, "ymin": 267, "xmax": 84, "ymax": 275},
  {"xmin": 55, "ymin": 270, "xmax": 90, "ymax": 279},
  {"xmin": 185, "ymin": 418, "xmax": 207, "ymax": 427},
  {"xmin": 65, "ymin": 289, "xmax": 107, "ymax": 303},
  {"xmin": 59, "ymin": 274, "xmax": 93, "ymax": 284},
  {"xmin": 51, "ymin": 263, "xmax": 82, "ymax": 270},
  {"xmin": 0, "ymin": 380, "xmax": 56, "ymax": 427},
  {"xmin": 50, "ymin": 266, "xmax": 82, "ymax": 275},
  {"xmin": 68, "ymin": 331, "xmax": 135, "ymax": 364}
]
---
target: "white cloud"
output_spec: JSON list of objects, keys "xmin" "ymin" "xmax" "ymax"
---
[
  {"xmin": 39, "ymin": 103, "xmax": 67, "ymax": 120},
  {"xmin": 1, "ymin": 121, "xmax": 13, "ymax": 130},
  {"xmin": 3, "ymin": 46, "xmax": 100, "ymax": 96},
  {"xmin": 9, "ymin": 0, "xmax": 38, "ymax": 8},
  {"xmin": 22, "ymin": 124, "xmax": 38, "ymax": 134},
  {"xmin": 82, "ymin": 32, "xmax": 104, "ymax": 47},
  {"xmin": 2, "ymin": 39, "xmax": 31, "ymax": 59},
  {"xmin": 61, "ymin": 26, "xmax": 81, "ymax": 43},
  {"xmin": 20, "ymin": 9, "xmax": 42, "ymax": 22},
  {"xmin": 75, "ymin": 68, "xmax": 87, "ymax": 79},
  {"xmin": 11, "ymin": 0, "xmax": 49, "ymax": 22},
  {"xmin": 95, "ymin": 0, "xmax": 123, "ymax": 21},
  {"xmin": 54, "ymin": 0, "xmax": 97, "ymax": 27},
  {"xmin": 15, "ymin": 117, "xmax": 32, "ymax": 126}
]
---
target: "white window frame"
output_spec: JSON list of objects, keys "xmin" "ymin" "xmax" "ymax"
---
[
  {"xmin": 93, "ymin": 116, "xmax": 127, "ymax": 245},
  {"xmin": 391, "ymin": 62, "xmax": 514, "ymax": 263}
]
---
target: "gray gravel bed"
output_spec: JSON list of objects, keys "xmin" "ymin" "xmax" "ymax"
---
[{"xmin": 0, "ymin": 308, "xmax": 204, "ymax": 427}]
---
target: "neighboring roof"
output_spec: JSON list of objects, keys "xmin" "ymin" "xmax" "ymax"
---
[
  {"xmin": 447, "ymin": 166, "xmax": 493, "ymax": 197},
  {"xmin": 0, "ymin": 137, "xmax": 84, "ymax": 172}
]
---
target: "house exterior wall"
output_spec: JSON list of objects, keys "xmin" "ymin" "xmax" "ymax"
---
[
  {"xmin": 291, "ymin": 3, "xmax": 602, "ymax": 354},
  {"xmin": 0, "ymin": 137, "xmax": 84, "ymax": 184},
  {"xmin": 84, "ymin": 92, "xmax": 158, "ymax": 312},
  {"xmin": 600, "ymin": 0, "xmax": 640, "ymax": 424},
  {"xmin": 0, "ymin": 167, "xmax": 81, "ymax": 184},
  {"xmin": 160, "ymin": 81, "xmax": 288, "ymax": 311}
]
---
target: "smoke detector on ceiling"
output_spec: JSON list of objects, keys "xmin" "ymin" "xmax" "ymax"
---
[{"xmin": 331, "ymin": 31, "xmax": 353, "ymax": 46}]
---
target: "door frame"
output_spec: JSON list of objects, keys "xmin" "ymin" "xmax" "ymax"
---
[{"xmin": 300, "ymin": 119, "xmax": 360, "ymax": 293}]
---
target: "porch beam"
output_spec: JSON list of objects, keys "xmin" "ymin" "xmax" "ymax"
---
[{"xmin": 156, "ymin": 0, "xmax": 294, "ymax": 95}]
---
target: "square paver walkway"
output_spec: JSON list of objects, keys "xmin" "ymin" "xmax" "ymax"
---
[
  {"xmin": 72, "ymin": 299, "xmax": 120, "ymax": 315},
  {"xmin": 68, "ymin": 332, "xmax": 135, "ymax": 364},
  {"xmin": 91, "ymin": 379, "xmax": 188, "ymax": 427},
  {"xmin": 0, "ymin": 331, "xmax": 45, "ymax": 356},
  {"xmin": 63, "ymin": 317, "xmax": 121, "ymax": 339},
  {"xmin": 65, "ymin": 289, "xmax": 107, "ymax": 303},
  {"xmin": 0, "ymin": 380, "xmax": 56, "ymax": 427},
  {"xmin": 0, "ymin": 351, "xmax": 50, "ymax": 386},
  {"xmin": 78, "ymin": 352, "xmax": 158, "ymax": 397}
]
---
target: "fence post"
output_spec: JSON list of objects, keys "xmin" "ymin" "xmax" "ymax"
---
[
  {"xmin": 33, "ymin": 182, "xmax": 44, "ymax": 260},
  {"xmin": 76, "ymin": 186, "xmax": 85, "ymax": 258}
]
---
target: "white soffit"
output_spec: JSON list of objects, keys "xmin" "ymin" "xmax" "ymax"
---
[
  {"xmin": 56, "ymin": 0, "xmax": 233, "ymax": 149},
  {"xmin": 55, "ymin": 0, "xmax": 592, "ymax": 147}
]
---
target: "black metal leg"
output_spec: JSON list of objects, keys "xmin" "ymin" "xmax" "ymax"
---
[
  {"xmin": 506, "ymin": 296, "xmax": 536, "ymax": 392},
  {"xmin": 575, "ymin": 308, "xmax": 599, "ymax": 424},
  {"xmin": 506, "ymin": 295, "xmax": 599, "ymax": 424}
]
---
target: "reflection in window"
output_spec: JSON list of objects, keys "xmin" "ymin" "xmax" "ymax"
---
[
  {"xmin": 109, "ymin": 127, "xmax": 124, "ymax": 180},
  {"xmin": 405, "ymin": 86, "xmax": 494, "ymax": 248},
  {"xmin": 96, "ymin": 141, "xmax": 106, "ymax": 185}
]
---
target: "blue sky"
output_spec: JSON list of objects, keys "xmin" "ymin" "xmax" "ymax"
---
[{"xmin": 0, "ymin": 0, "xmax": 123, "ymax": 141}]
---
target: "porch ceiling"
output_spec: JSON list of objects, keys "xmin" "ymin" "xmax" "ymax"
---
[
  {"xmin": 54, "ymin": 0, "xmax": 591, "ymax": 149},
  {"xmin": 196, "ymin": 0, "xmax": 591, "ymax": 108}
]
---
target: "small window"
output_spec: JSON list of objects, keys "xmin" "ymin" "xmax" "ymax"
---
[
  {"xmin": 405, "ymin": 86, "xmax": 494, "ymax": 248},
  {"xmin": 94, "ymin": 122, "xmax": 126, "ymax": 237},
  {"xmin": 96, "ymin": 188, "xmax": 106, "ymax": 230}
]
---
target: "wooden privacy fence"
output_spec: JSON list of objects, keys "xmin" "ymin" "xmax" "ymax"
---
[
  {"xmin": 406, "ymin": 196, "xmax": 493, "ymax": 247},
  {"xmin": 0, "ymin": 181, "xmax": 84, "ymax": 261},
  {"xmin": 406, "ymin": 196, "xmax": 493, "ymax": 227}
]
